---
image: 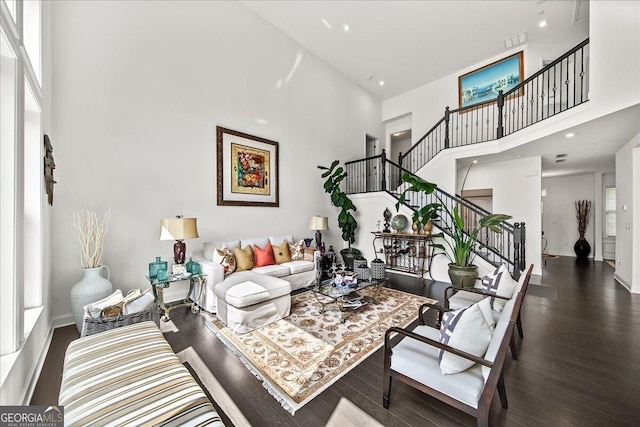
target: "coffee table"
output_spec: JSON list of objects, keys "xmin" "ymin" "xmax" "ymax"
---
[{"xmin": 312, "ymin": 277, "xmax": 388, "ymax": 323}]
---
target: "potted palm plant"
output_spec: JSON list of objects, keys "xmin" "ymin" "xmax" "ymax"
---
[
  {"xmin": 396, "ymin": 172, "xmax": 511, "ymax": 288},
  {"xmin": 318, "ymin": 161, "xmax": 360, "ymax": 270}
]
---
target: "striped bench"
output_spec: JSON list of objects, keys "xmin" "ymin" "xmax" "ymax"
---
[{"xmin": 59, "ymin": 321, "xmax": 224, "ymax": 426}]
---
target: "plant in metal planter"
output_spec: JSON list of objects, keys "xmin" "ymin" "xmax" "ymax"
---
[
  {"xmin": 318, "ymin": 161, "xmax": 360, "ymax": 269},
  {"xmin": 396, "ymin": 171, "xmax": 511, "ymax": 288}
]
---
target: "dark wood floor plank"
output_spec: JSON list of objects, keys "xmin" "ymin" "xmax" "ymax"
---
[{"xmin": 31, "ymin": 257, "xmax": 640, "ymax": 426}]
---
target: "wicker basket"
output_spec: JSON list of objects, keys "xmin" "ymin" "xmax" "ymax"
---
[{"xmin": 81, "ymin": 304, "xmax": 160, "ymax": 337}]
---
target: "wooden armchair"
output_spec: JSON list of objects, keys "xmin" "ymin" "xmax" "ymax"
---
[
  {"xmin": 383, "ymin": 297, "xmax": 517, "ymax": 427},
  {"xmin": 445, "ymin": 265, "xmax": 533, "ymax": 345}
]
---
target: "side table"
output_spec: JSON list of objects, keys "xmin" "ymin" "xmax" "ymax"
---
[{"xmin": 146, "ymin": 273, "xmax": 207, "ymax": 321}]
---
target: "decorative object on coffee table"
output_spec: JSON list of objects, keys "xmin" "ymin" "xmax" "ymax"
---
[
  {"xmin": 70, "ymin": 209, "xmax": 113, "ymax": 332},
  {"xmin": 160, "ymin": 215, "xmax": 199, "ymax": 264},
  {"xmin": 574, "ymin": 200, "xmax": 592, "ymax": 259}
]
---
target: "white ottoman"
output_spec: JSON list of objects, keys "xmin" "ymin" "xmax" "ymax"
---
[{"xmin": 214, "ymin": 271, "xmax": 291, "ymax": 333}]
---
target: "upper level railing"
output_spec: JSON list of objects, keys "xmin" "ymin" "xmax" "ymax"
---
[
  {"xmin": 345, "ymin": 153, "xmax": 526, "ymax": 276},
  {"xmin": 399, "ymin": 38, "xmax": 589, "ymax": 174}
]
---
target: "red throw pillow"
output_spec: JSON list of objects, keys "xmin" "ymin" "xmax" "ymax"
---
[{"xmin": 253, "ymin": 243, "xmax": 276, "ymax": 267}]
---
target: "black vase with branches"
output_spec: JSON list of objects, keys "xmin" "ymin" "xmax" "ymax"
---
[{"xmin": 574, "ymin": 200, "xmax": 591, "ymax": 259}]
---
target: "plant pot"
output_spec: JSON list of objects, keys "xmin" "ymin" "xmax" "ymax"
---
[
  {"xmin": 70, "ymin": 266, "xmax": 113, "ymax": 332},
  {"xmin": 447, "ymin": 263, "xmax": 478, "ymax": 289},
  {"xmin": 340, "ymin": 248, "xmax": 360, "ymax": 270},
  {"xmin": 574, "ymin": 238, "xmax": 591, "ymax": 259}
]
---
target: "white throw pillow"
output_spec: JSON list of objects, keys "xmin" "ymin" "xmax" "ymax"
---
[
  {"xmin": 439, "ymin": 301, "xmax": 493, "ymax": 375},
  {"xmin": 123, "ymin": 290, "xmax": 155, "ymax": 315},
  {"xmin": 480, "ymin": 264, "xmax": 517, "ymax": 312},
  {"xmin": 83, "ymin": 290, "xmax": 124, "ymax": 319}
]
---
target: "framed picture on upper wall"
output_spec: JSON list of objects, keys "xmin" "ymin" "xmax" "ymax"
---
[
  {"xmin": 458, "ymin": 51, "xmax": 524, "ymax": 109},
  {"xmin": 216, "ymin": 126, "xmax": 279, "ymax": 207}
]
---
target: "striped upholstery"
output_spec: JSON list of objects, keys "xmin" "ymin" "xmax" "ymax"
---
[{"xmin": 59, "ymin": 321, "xmax": 224, "ymax": 426}]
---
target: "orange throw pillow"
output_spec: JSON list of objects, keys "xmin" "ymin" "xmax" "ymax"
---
[{"xmin": 253, "ymin": 244, "xmax": 276, "ymax": 267}]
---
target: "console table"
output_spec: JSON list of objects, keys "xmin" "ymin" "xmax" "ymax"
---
[
  {"xmin": 372, "ymin": 231, "xmax": 434, "ymax": 278},
  {"xmin": 146, "ymin": 273, "xmax": 206, "ymax": 321}
]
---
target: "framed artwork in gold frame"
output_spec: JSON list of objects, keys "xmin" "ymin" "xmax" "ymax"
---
[{"xmin": 216, "ymin": 126, "xmax": 279, "ymax": 207}]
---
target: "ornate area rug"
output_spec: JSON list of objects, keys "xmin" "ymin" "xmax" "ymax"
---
[{"xmin": 207, "ymin": 286, "xmax": 436, "ymax": 414}]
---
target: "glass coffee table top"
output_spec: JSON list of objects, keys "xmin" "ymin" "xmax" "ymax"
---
[{"xmin": 312, "ymin": 277, "xmax": 388, "ymax": 323}]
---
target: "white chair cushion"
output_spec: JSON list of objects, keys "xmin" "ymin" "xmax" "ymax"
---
[
  {"xmin": 480, "ymin": 264, "xmax": 517, "ymax": 312},
  {"xmin": 252, "ymin": 264, "xmax": 291, "ymax": 278},
  {"xmin": 281, "ymin": 260, "xmax": 314, "ymax": 275},
  {"xmin": 218, "ymin": 277, "xmax": 291, "ymax": 309},
  {"xmin": 391, "ymin": 325, "xmax": 485, "ymax": 409},
  {"xmin": 448, "ymin": 290, "xmax": 483, "ymax": 311},
  {"xmin": 439, "ymin": 301, "xmax": 493, "ymax": 375}
]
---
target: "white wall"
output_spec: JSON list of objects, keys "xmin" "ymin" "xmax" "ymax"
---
[
  {"xmin": 457, "ymin": 157, "xmax": 542, "ymax": 274},
  {"xmin": 614, "ymin": 133, "xmax": 640, "ymax": 292},
  {"xmin": 51, "ymin": 1, "xmax": 382, "ymax": 321},
  {"xmin": 541, "ymin": 174, "xmax": 595, "ymax": 257},
  {"xmin": 590, "ymin": 1, "xmax": 640, "ymax": 116}
]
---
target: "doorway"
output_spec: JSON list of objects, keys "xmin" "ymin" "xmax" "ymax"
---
[{"xmin": 365, "ymin": 134, "xmax": 379, "ymax": 192}]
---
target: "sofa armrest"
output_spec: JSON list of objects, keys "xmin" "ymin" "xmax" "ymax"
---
[{"xmin": 194, "ymin": 257, "xmax": 224, "ymax": 286}]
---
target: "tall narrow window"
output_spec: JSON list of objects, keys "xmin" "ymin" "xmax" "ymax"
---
[
  {"xmin": 605, "ymin": 187, "xmax": 616, "ymax": 237},
  {"xmin": 23, "ymin": 0, "xmax": 41, "ymax": 83},
  {"xmin": 1, "ymin": 29, "xmax": 19, "ymax": 355}
]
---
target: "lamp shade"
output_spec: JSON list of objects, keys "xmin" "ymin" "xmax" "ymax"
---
[
  {"xmin": 160, "ymin": 217, "xmax": 199, "ymax": 241},
  {"xmin": 309, "ymin": 216, "xmax": 329, "ymax": 231}
]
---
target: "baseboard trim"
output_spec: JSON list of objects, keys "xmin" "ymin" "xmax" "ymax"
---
[
  {"xmin": 52, "ymin": 314, "xmax": 75, "ymax": 329},
  {"xmin": 21, "ymin": 325, "xmax": 54, "ymax": 406},
  {"xmin": 613, "ymin": 273, "xmax": 631, "ymax": 292}
]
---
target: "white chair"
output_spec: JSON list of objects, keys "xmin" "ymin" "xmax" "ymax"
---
[{"xmin": 383, "ymin": 288, "xmax": 526, "ymax": 427}]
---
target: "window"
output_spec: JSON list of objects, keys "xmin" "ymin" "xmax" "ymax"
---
[
  {"xmin": 0, "ymin": 0, "xmax": 43, "ymax": 357},
  {"xmin": 605, "ymin": 187, "xmax": 616, "ymax": 237}
]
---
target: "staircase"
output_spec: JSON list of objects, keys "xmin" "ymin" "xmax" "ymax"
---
[{"xmin": 344, "ymin": 39, "xmax": 589, "ymax": 276}]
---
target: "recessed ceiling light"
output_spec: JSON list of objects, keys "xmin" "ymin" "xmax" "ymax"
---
[
  {"xmin": 472, "ymin": 159, "xmax": 478, "ymax": 164},
  {"xmin": 379, "ymin": 80, "xmax": 385, "ymax": 86},
  {"xmin": 565, "ymin": 132, "xmax": 575, "ymax": 138},
  {"xmin": 539, "ymin": 20, "xmax": 548, "ymax": 28},
  {"xmin": 343, "ymin": 24, "xmax": 350, "ymax": 32},
  {"xmin": 321, "ymin": 19, "xmax": 332, "ymax": 29}
]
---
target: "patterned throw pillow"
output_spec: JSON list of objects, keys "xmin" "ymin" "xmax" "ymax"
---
[
  {"xmin": 272, "ymin": 241, "xmax": 291, "ymax": 264},
  {"xmin": 213, "ymin": 246, "xmax": 236, "ymax": 277},
  {"xmin": 289, "ymin": 239, "xmax": 305, "ymax": 261},
  {"xmin": 253, "ymin": 244, "xmax": 276, "ymax": 267},
  {"xmin": 438, "ymin": 301, "xmax": 493, "ymax": 375},
  {"xmin": 480, "ymin": 264, "xmax": 517, "ymax": 312},
  {"xmin": 233, "ymin": 246, "xmax": 254, "ymax": 271}
]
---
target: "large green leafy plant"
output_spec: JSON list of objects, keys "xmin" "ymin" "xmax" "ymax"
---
[
  {"xmin": 318, "ymin": 161, "xmax": 358, "ymax": 248},
  {"xmin": 396, "ymin": 171, "xmax": 511, "ymax": 267}
]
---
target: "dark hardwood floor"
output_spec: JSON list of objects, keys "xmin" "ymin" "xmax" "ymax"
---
[{"xmin": 33, "ymin": 257, "xmax": 640, "ymax": 426}]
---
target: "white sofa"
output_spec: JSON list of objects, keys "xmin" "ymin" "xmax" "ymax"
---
[{"xmin": 192, "ymin": 235, "xmax": 319, "ymax": 313}]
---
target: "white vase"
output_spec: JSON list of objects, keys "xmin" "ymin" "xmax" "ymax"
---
[{"xmin": 70, "ymin": 266, "xmax": 113, "ymax": 332}]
